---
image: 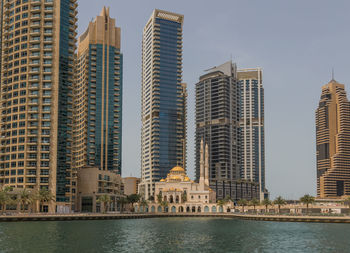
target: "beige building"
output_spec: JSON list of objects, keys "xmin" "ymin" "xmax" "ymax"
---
[
  {"xmin": 73, "ymin": 7, "xmax": 122, "ymax": 174},
  {"xmin": 238, "ymin": 68, "xmax": 267, "ymax": 200},
  {"xmin": 135, "ymin": 141, "xmax": 232, "ymax": 213},
  {"xmin": 316, "ymin": 79, "xmax": 350, "ymax": 198},
  {"xmin": 122, "ymin": 177, "xmax": 140, "ymax": 196},
  {"xmin": 0, "ymin": 0, "xmax": 78, "ymax": 213},
  {"xmin": 76, "ymin": 166, "xmax": 123, "ymax": 213}
]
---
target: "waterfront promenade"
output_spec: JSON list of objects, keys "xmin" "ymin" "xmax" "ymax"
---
[{"xmin": 1, "ymin": 212, "xmax": 350, "ymax": 224}]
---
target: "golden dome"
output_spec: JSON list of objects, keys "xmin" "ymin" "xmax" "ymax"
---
[
  {"xmin": 160, "ymin": 179, "xmax": 165, "ymax": 182},
  {"xmin": 171, "ymin": 175, "xmax": 182, "ymax": 180},
  {"xmin": 170, "ymin": 166, "xmax": 185, "ymax": 172}
]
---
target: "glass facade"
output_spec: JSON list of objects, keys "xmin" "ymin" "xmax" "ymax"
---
[
  {"xmin": 87, "ymin": 45, "xmax": 122, "ymax": 173},
  {"xmin": 140, "ymin": 10, "xmax": 186, "ymax": 198},
  {"xmin": 56, "ymin": 0, "xmax": 75, "ymax": 202},
  {"xmin": 156, "ymin": 17, "xmax": 183, "ymax": 179},
  {"xmin": 74, "ymin": 8, "xmax": 122, "ymax": 177},
  {"xmin": 238, "ymin": 68, "xmax": 266, "ymax": 196}
]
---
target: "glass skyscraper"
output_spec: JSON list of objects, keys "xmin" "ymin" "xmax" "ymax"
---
[
  {"xmin": 195, "ymin": 61, "xmax": 261, "ymax": 201},
  {"xmin": 74, "ymin": 7, "xmax": 123, "ymax": 174},
  {"xmin": 238, "ymin": 68, "xmax": 267, "ymax": 199},
  {"xmin": 195, "ymin": 61, "xmax": 239, "ymax": 183},
  {"xmin": 140, "ymin": 9, "xmax": 186, "ymax": 199},
  {"xmin": 0, "ymin": 0, "xmax": 77, "ymax": 212}
]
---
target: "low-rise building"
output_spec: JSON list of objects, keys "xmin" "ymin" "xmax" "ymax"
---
[
  {"xmin": 76, "ymin": 166, "xmax": 123, "ymax": 213},
  {"xmin": 122, "ymin": 177, "xmax": 140, "ymax": 195}
]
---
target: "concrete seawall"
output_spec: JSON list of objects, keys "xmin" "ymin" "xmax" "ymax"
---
[{"xmin": 1, "ymin": 213, "xmax": 350, "ymax": 223}]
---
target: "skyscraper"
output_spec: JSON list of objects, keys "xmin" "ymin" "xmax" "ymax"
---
[
  {"xmin": 316, "ymin": 79, "xmax": 350, "ymax": 198},
  {"xmin": 73, "ymin": 7, "xmax": 123, "ymax": 174},
  {"xmin": 140, "ymin": 9, "xmax": 186, "ymax": 199},
  {"xmin": 238, "ymin": 68, "xmax": 267, "ymax": 199},
  {"xmin": 195, "ymin": 61, "xmax": 259, "ymax": 201},
  {"xmin": 0, "ymin": 0, "xmax": 77, "ymax": 212}
]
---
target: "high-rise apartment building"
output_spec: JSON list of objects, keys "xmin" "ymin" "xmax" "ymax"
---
[
  {"xmin": 195, "ymin": 61, "xmax": 259, "ymax": 201},
  {"xmin": 238, "ymin": 68, "xmax": 267, "ymax": 199},
  {"xmin": 0, "ymin": 0, "xmax": 77, "ymax": 212},
  {"xmin": 316, "ymin": 79, "xmax": 350, "ymax": 198},
  {"xmin": 73, "ymin": 7, "xmax": 122, "ymax": 174},
  {"xmin": 140, "ymin": 9, "xmax": 186, "ymax": 199}
]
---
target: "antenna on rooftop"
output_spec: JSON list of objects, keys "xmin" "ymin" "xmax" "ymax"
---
[{"xmin": 332, "ymin": 68, "xmax": 335, "ymax": 81}]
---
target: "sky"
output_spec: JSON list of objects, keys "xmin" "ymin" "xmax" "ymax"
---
[{"xmin": 77, "ymin": 0, "xmax": 350, "ymax": 199}]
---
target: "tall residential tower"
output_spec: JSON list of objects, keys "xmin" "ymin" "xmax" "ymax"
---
[
  {"xmin": 316, "ymin": 79, "xmax": 350, "ymax": 198},
  {"xmin": 73, "ymin": 7, "xmax": 123, "ymax": 174},
  {"xmin": 238, "ymin": 68, "xmax": 267, "ymax": 199},
  {"xmin": 0, "ymin": 0, "xmax": 77, "ymax": 212},
  {"xmin": 140, "ymin": 9, "xmax": 186, "ymax": 199},
  {"xmin": 195, "ymin": 61, "xmax": 259, "ymax": 201}
]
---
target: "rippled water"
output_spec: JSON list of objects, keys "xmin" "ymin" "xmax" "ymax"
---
[{"xmin": 0, "ymin": 218, "xmax": 350, "ymax": 253}]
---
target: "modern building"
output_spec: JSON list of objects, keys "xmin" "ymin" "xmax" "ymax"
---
[
  {"xmin": 73, "ymin": 7, "xmax": 122, "ymax": 175},
  {"xmin": 238, "ymin": 68, "xmax": 267, "ymax": 199},
  {"xmin": 316, "ymin": 79, "xmax": 350, "ymax": 198},
  {"xmin": 195, "ymin": 61, "xmax": 260, "ymax": 201},
  {"xmin": 139, "ymin": 9, "xmax": 186, "ymax": 199},
  {"xmin": 122, "ymin": 177, "xmax": 140, "ymax": 195},
  {"xmin": 76, "ymin": 166, "xmax": 123, "ymax": 213},
  {"xmin": 0, "ymin": 0, "xmax": 78, "ymax": 212}
]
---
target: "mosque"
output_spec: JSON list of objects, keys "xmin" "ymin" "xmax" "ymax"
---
[{"xmin": 135, "ymin": 141, "xmax": 232, "ymax": 213}]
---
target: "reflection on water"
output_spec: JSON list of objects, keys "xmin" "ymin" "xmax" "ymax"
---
[{"xmin": 0, "ymin": 218, "xmax": 349, "ymax": 253}]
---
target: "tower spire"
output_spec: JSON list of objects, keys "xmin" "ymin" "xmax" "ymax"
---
[{"xmin": 331, "ymin": 68, "xmax": 335, "ymax": 81}]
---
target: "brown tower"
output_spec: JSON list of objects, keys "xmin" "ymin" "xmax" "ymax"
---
[{"xmin": 316, "ymin": 79, "xmax": 350, "ymax": 198}]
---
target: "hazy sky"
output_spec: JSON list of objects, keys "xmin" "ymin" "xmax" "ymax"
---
[{"xmin": 77, "ymin": 0, "xmax": 350, "ymax": 199}]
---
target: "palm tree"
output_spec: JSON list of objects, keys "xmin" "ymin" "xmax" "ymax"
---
[
  {"xmin": 343, "ymin": 196, "xmax": 350, "ymax": 208},
  {"xmin": 224, "ymin": 195, "xmax": 232, "ymax": 203},
  {"xmin": 237, "ymin": 199, "xmax": 248, "ymax": 213},
  {"xmin": 148, "ymin": 195, "xmax": 155, "ymax": 202},
  {"xmin": 36, "ymin": 188, "xmax": 55, "ymax": 213},
  {"xmin": 118, "ymin": 197, "xmax": 128, "ymax": 213},
  {"xmin": 157, "ymin": 192, "xmax": 162, "ymax": 203},
  {"xmin": 97, "ymin": 194, "xmax": 111, "ymax": 213},
  {"xmin": 181, "ymin": 192, "xmax": 187, "ymax": 203},
  {"xmin": 274, "ymin": 196, "xmax": 286, "ymax": 214},
  {"xmin": 261, "ymin": 198, "xmax": 272, "ymax": 213},
  {"xmin": 127, "ymin": 194, "xmax": 140, "ymax": 206},
  {"xmin": 160, "ymin": 201, "xmax": 168, "ymax": 212},
  {"xmin": 19, "ymin": 189, "xmax": 34, "ymax": 212},
  {"xmin": 217, "ymin": 199, "xmax": 225, "ymax": 211},
  {"xmin": 250, "ymin": 198, "xmax": 260, "ymax": 214},
  {"xmin": 0, "ymin": 187, "xmax": 12, "ymax": 214},
  {"xmin": 127, "ymin": 194, "xmax": 140, "ymax": 211},
  {"xmin": 139, "ymin": 199, "xmax": 148, "ymax": 212},
  {"xmin": 300, "ymin": 194, "xmax": 315, "ymax": 214}
]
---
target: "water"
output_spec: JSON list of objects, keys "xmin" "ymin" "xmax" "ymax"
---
[{"xmin": 0, "ymin": 217, "xmax": 350, "ymax": 253}]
